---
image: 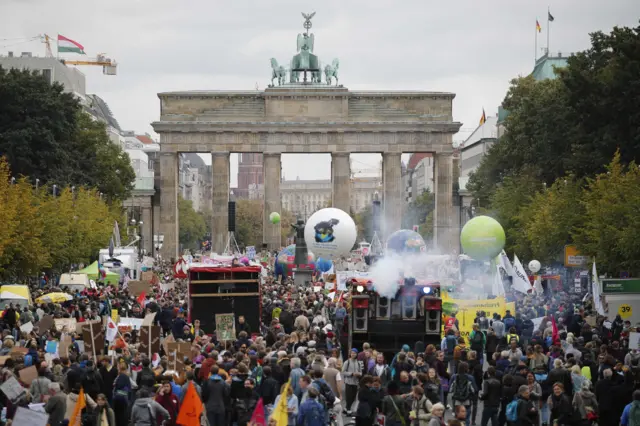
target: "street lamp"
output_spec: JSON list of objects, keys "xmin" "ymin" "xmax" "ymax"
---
[
  {"xmin": 10, "ymin": 177, "xmax": 15, "ymax": 185},
  {"xmin": 35, "ymin": 178, "xmax": 39, "ymax": 191},
  {"xmin": 138, "ymin": 220, "xmax": 144, "ymax": 259},
  {"xmin": 52, "ymin": 184, "xmax": 57, "ymax": 197}
]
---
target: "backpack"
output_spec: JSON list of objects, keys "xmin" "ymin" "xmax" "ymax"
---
[
  {"xmin": 504, "ymin": 317, "xmax": 515, "ymax": 330},
  {"xmin": 446, "ymin": 335, "xmax": 457, "ymax": 355},
  {"xmin": 312, "ymin": 380, "xmax": 335, "ymax": 409},
  {"xmin": 452, "ymin": 375, "xmax": 472, "ymax": 402},
  {"xmin": 472, "ymin": 331, "xmax": 484, "ymax": 346},
  {"xmin": 629, "ymin": 402, "xmax": 640, "ymax": 426},
  {"xmin": 506, "ymin": 398, "xmax": 520, "ymax": 422}
]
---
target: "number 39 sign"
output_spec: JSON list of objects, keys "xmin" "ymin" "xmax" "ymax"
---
[{"xmin": 618, "ymin": 304, "xmax": 633, "ymax": 319}]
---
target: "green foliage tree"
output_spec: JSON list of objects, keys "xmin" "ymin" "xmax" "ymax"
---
[
  {"xmin": 178, "ymin": 196, "xmax": 207, "ymax": 250},
  {"xmin": 0, "ymin": 67, "xmax": 135, "ymax": 201},
  {"xmin": 521, "ymin": 177, "xmax": 585, "ymax": 263},
  {"xmin": 402, "ymin": 190, "xmax": 435, "ymax": 242},
  {"xmin": 355, "ymin": 205, "xmax": 374, "ymax": 243},
  {"xmin": 573, "ymin": 153, "xmax": 640, "ymax": 275},
  {"xmin": 235, "ymin": 200, "xmax": 295, "ymax": 249}
]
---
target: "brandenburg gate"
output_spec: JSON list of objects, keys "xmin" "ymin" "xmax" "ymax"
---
[{"xmin": 152, "ymin": 13, "xmax": 462, "ymax": 258}]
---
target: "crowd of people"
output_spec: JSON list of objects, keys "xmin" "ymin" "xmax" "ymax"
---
[{"xmin": 0, "ymin": 260, "xmax": 637, "ymax": 426}]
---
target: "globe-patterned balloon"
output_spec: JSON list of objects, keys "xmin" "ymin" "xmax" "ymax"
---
[
  {"xmin": 316, "ymin": 257, "xmax": 333, "ymax": 273},
  {"xmin": 386, "ymin": 229, "xmax": 426, "ymax": 254}
]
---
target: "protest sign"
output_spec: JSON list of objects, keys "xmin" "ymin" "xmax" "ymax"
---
[
  {"xmin": 19, "ymin": 365, "xmax": 38, "ymax": 386},
  {"xmin": 35, "ymin": 315, "xmax": 54, "ymax": 332},
  {"xmin": 54, "ymin": 318, "xmax": 77, "ymax": 333},
  {"xmin": 0, "ymin": 376, "xmax": 26, "ymax": 401},
  {"xmin": 441, "ymin": 292, "xmax": 507, "ymax": 338},
  {"xmin": 215, "ymin": 313, "xmax": 235, "ymax": 341},
  {"xmin": 81, "ymin": 320, "xmax": 104, "ymax": 361},
  {"xmin": 20, "ymin": 322, "xmax": 33, "ymax": 334},
  {"xmin": 13, "ymin": 406, "xmax": 48, "ymax": 426},
  {"xmin": 128, "ymin": 280, "xmax": 150, "ymax": 296},
  {"xmin": 167, "ymin": 342, "xmax": 190, "ymax": 372},
  {"xmin": 141, "ymin": 271, "xmax": 155, "ymax": 283},
  {"xmin": 139, "ymin": 326, "xmax": 161, "ymax": 358}
]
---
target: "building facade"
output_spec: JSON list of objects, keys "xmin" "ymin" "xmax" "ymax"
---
[
  {"xmin": 236, "ymin": 153, "xmax": 263, "ymax": 199},
  {"xmin": 403, "ymin": 153, "xmax": 434, "ymax": 203}
]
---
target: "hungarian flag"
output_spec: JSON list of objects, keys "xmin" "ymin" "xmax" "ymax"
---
[
  {"xmin": 57, "ymin": 34, "xmax": 85, "ymax": 54},
  {"xmin": 176, "ymin": 381, "xmax": 204, "ymax": 426}
]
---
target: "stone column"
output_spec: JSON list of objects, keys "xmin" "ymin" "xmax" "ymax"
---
[
  {"xmin": 263, "ymin": 153, "xmax": 282, "ymax": 250},
  {"xmin": 434, "ymin": 153, "xmax": 457, "ymax": 253},
  {"xmin": 211, "ymin": 152, "xmax": 230, "ymax": 254},
  {"xmin": 141, "ymin": 205, "xmax": 153, "ymax": 255},
  {"xmin": 331, "ymin": 153, "xmax": 351, "ymax": 213},
  {"xmin": 159, "ymin": 152, "xmax": 179, "ymax": 260},
  {"xmin": 382, "ymin": 152, "xmax": 402, "ymax": 238}
]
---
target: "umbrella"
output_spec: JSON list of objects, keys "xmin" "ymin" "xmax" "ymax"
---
[{"xmin": 36, "ymin": 292, "xmax": 73, "ymax": 304}]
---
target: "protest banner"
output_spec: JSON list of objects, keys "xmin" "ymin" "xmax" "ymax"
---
[
  {"xmin": 128, "ymin": 280, "xmax": 151, "ymax": 296},
  {"xmin": 441, "ymin": 292, "xmax": 507, "ymax": 338},
  {"xmin": 215, "ymin": 313, "xmax": 235, "ymax": 341},
  {"xmin": 54, "ymin": 318, "xmax": 77, "ymax": 333},
  {"xmin": 139, "ymin": 325, "xmax": 161, "ymax": 358},
  {"xmin": 81, "ymin": 320, "xmax": 104, "ymax": 362}
]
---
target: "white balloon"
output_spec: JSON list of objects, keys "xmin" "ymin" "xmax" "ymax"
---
[
  {"xmin": 304, "ymin": 208, "xmax": 357, "ymax": 259},
  {"xmin": 528, "ymin": 259, "xmax": 541, "ymax": 273}
]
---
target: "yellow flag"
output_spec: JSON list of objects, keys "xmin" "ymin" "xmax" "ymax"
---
[
  {"xmin": 70, "ymin": 387, "xmax": 87, "ymax": 426},
  {"xmin": 270, "ymin": 380, "xmax": 291, "ymax": 426}
]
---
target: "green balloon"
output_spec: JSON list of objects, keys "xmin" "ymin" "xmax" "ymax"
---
[
  {"xmin": 460, "ymin": 215, "xmax": 506, "ymax": 260},
  {"xmin": 269, "ymin": 212, "xmax": 281, "ymax": 224}
]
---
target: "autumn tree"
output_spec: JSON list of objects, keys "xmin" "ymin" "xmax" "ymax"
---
[
  {"xmin": 573, "ymin": 153, "xmax": 640, "ymax": 275},
  {"xmin": 402, "ymin": 190, "xmax": 435, "ymax": 242}
]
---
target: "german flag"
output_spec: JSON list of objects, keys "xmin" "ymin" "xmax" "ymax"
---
[
  {"xmin": 536, "ymin": 20, "xmax": 542, "ymax": 33},
  {"xmin": 479, "ymin": 108, "xmax": 487, "ymax": 125}
]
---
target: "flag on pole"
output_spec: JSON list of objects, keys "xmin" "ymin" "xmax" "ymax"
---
[
  {"xmin": 113, "ymin": 220, "xmax": 121, "ymax": 247},
  {"xmin": 592, "ymin": 260, "xmax": 606, "ymax": 315},
  {"xmin": 176, "ymin": 381, "xmax": 204, "ymax": 426},
  {"xmin": 548, "ymin": 10, "xmax": 555, "ymax": 22},
  {"xmin": 497, "ymin": 250, "xmax": 514, "ymax": 277},
  {"xmin": 551, "ymin": 315, "xmax": 560, "ymax": 346},
  {"xmin": 536, "ymin": 20, "xmax": 542, "ymax": 33},
  {"xmin": 479, "ymin": 108, "xmax": 487, "ymax": 125},
  {"xmin": 511, "ymin": 254, "xmax": 533, "ymax": 294},
  {"xmin": 57, "ymin": 34, "xmax": 85, "ymax": 54},
  {"xmin": 249, "ymin": 398, "xmax": 267, "ymax": 426},
  {"xmin": 270, "ymin": 380, "xmax": 291, "ymax": 426},
  {"xmin": 492, "ymin": 264, "xmax": 506, "ymax": 297},
  {"xmin": 106, "ymin": 317, "xmax": 118, "ymax": 342},
  {"xmin": 70, "ymin": 387, "xmax": 87, "ymax": 426},
  {"xmin": 137, "ymin": 292, "xmax": 147, "ymax": 307}
]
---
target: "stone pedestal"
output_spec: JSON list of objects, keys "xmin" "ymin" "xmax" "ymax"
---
[
  {"xmin": 434, "ymin": 153, "xmax": 457, "ymax": 253},
  {"xmin": 293, "ymin": 268, "xmax": 313, "ymax": 287},
  {"xmin": 331, "ymin": 153, "xmax": 351, "ymax": 213},
  {"xmin": 382, "ymin": 152, "xmax": 403, "ymax": 238},
  {"xmin": 159, "ymin": 152, "xmax": 179, "ymax": 260},
  {"xmin": 141, "ymin": 207, "xmax": 153, "ymax": 255},
  {"xmin": 263, "ymin": 153, "xmax": 282, "ymax": 251},
  {"xmin": 211, "ymin": 152, "xmax": 230, "ymax": 254}
]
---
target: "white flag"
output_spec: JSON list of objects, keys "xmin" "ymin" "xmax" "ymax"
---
[
  {"xmin": 497, "ymin": 250, "xmax": 514, "ymax": 277},
  {"xmin": 533, "ymin": 275, "xmax": 544, "ymax": 295},
  {"xmin": 106, "ymin": 317, "xmax": 118, "ymax": 342},
  {"xmin": 511, "ymin": 254, "xmax": 533, "ymax": 294},
  {"xmin": 492, "ymin": 264, "xmax": 506, "ymax": 296},
  {"xmin": 592, "ymin": 261, "xmax": 606, "ymax": 316}
]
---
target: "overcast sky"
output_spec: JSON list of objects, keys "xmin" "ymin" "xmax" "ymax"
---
[{"xmin": 2, "ymin": 0, "xmax": 638, "ymax": 186}]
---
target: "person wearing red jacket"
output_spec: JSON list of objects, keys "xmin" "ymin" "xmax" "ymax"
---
[{"xmin": 155, "ymin": 379, "xmax": 180, "ymax": 426}]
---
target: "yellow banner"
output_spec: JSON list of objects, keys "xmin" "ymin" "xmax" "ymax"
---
[{"xmin": 441, "ymin": 292, "xmax": 507, "ymax": 338}]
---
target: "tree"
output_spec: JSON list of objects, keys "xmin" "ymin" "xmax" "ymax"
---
[
  {"xmin": 355, "ymin": 205, "xmax": 374, "ymax": 243},
  {"xmin": 178, "ymin": 196, "xmax": 207, "ymax": 250},
  {"xmin": 486, "ymin": 171, "xmax": 540, "ymax": 260},
  {"xmin": 0, "ymin": 67, "xmax": 135, "ymax": 200},
  {"xmin": 235, "ymin": 199, "xmax": 263, "ymax": 248},
  {"xmin": 521, "ymin": 176, "xmax": 585, "ymax": 263},
  {"xmin": 573, "ymin": 153, "xmax": 640, "ymax": 275},
  {"xmin": 402, "ymin": 190, "xmax": 435, "ymax": 242}
]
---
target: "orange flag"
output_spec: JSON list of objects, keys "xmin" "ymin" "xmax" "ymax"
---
[
  {"xmin": 70, "ymin": 387, "xmax": 87, "ymax": 426},
  {"xmin": 176, "ymin": 381, "xmax": 203, "ymax": 426}
]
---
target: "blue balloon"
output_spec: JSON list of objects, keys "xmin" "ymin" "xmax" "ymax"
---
[{"xmin": 316, "ymin": 257, "xmax": 333, "ymax": 273}]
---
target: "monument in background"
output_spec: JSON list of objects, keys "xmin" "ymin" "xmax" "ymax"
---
[{"xmin": 153, "ymin": 12, "xmax": 462, "ymax": 258}]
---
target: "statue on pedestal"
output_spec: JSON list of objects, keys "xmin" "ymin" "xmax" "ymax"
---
[{"xmin": 291, "ymin": 217, "xmax": 308, "ymax": 266}]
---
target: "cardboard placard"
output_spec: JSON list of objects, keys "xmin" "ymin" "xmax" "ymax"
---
[
  {"xmin": 54, "ymin": 318, "xmax": 77, "ymax": 333},
  {"xmin": 119, "ymin": 317, "xmax": 144, "ymax": 330},
  {"xmin": 141, "ymin": 271, "xmax": 154, "ymax": 283},
  {"xmin": 81, "ymin": 321, "xmax": 104, "ymax": 360},
  {"xmin": 0, "ymin": 356, "xmax": 10, "ymax": 366},
  {"xmin": 167, "ymin": 342, "xmax": 191, "ymax": 373},
  {"xmin": 35, "ymin": 315, "xmax": 54, "ymax": 332},
  {"xmin": 0, "ymin": 376, "xmax": 26, "ymax": 401},
  {"xmin": 138, "ymin": 326, "xmax": 161, "ymax": 358},
  {"xmin": 142, "ymin": 313, "xmax": 156, "ymax": 327},
  {"xmin": 10, "ymin": 346, "xmax": 29, "ymax": 360},
  {"xmin": 19, "ymin": 365, "xmax": 38, "ymax": 386},
  {"xmin": 215, "ymin": 313, "xmax": 235, "ymax": 341},
  {"xmin": 20, "ymin": 322, "xmax": 33, "ymax": 334},
  {"xmin": 162, "ymin": 334, "xmax": 175, "ymax": 355},
  {"xmin": 160, "ymin": 282, "xmax": 175, "ymax": 293},
  {"xmin": 128, "ymin": 280, "xmax": 150, "ymax": 296},
  {"xmin": 59, "ymin": 335, "xmax": 73, "ymax": 359}
]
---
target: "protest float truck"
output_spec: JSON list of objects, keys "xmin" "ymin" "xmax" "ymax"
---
[{"xmin": 187, "ymin": 264, "xmax": 262, "ymax": 334}]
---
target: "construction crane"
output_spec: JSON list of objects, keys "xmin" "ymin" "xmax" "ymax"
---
[{"xmin": 42, "ymin": 34, "xmax": 117, "ymax": 75}]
